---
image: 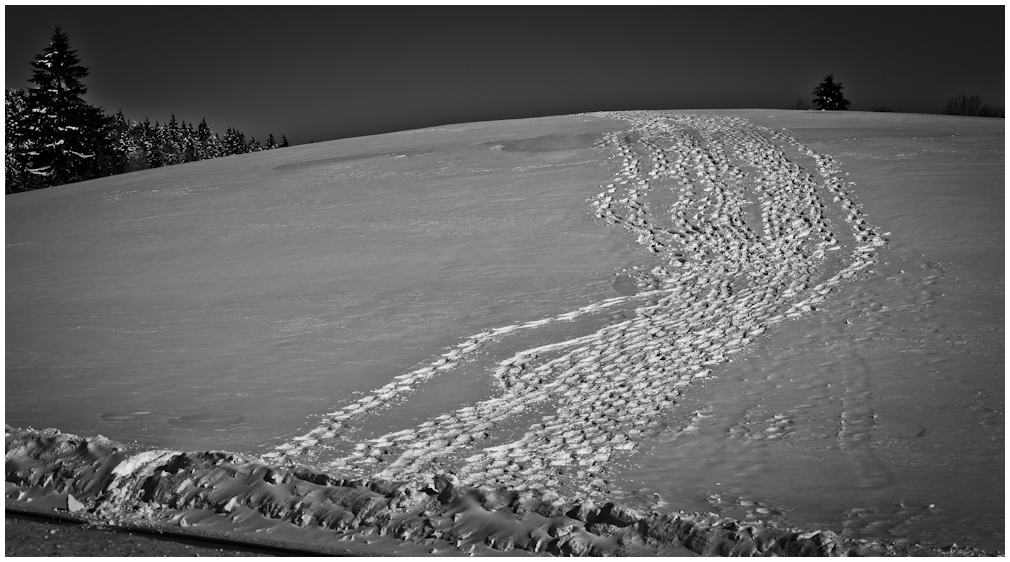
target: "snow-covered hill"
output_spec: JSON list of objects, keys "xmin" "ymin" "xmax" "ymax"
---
[{"xmin": 6, "ymin": 110, "xmax": 1003, "ymax": 554}]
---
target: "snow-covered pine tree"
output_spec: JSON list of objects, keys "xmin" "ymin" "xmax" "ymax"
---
[
  {"xmin": 193, "ymin": 118, "xmax": 212, "ymax": 159},
  {"xmin": 21, "ymin": 26, "xmax": 114, "ymax": 190},
  {"xmin": 109, "ymin": 110, "xmax": 145, "ymax": 173},
  {"xmin": 148, "ymin": 121, "xmax": 168, "ymax": 168},
  {"xmin": 222, "ymin": 127, "xmax": 247, "ymax": 155},
  {"xmin": 248, "ymin": 137, "xmax": 263, "ymax": 152},
  {"xmin": 812, "ymin": 74, "xmax": 850, "ymax": 111},
  {"xmin": 162, "ymin": 114, "xmax": 183, "ymax": 165},
  {"xmin": 6, "ymin": 88, "xmax": 31, "ymax": 193},
  {"xmin": 138, "ymin": 117, "xmax": 157, "ymax": 168},
  {"xmin": 182, "ymin": 121, "xmax": 198, "ymax": 163},
  {"xmin": 265, "ymin": 134, "xmax": 277, "ymax": 150},
  {"xmin": 125, "ymin": 116, "xmax": 151, "ymax": 172},
  {"xmin": 279, "ymin": 134, "xmax": 290, "ymax": 148},
  {"xmin": 208, "ymin": 121, "xmax": 225, "ymax": 158}
]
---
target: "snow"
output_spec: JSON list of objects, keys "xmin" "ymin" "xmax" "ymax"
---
[
  {"xmin": 111, "ymin": 449, "xmax": 181, "ymax": 478},
  {"xmin": 5, "ymin": 110, "xmax": 1003, "ymax": 553}
]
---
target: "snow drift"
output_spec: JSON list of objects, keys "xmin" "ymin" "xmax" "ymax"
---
[{"xmin": 7, "ymin": 426, "xmax": 994, "ymax": 556}]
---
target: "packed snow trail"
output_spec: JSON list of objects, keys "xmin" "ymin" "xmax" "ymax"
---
[{"xmin": 267, "ymin": 112, "xmax": 887, "ymax": 498}]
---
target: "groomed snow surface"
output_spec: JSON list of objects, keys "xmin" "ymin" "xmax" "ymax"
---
[{"xmin": 6, "ymin": 110, "xmax": 1003, "ymax": 555}]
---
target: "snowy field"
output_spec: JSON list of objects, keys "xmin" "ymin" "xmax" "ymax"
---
[{"xmin": 6, "ymin": 110, "xmax": 1003, "ymax": 555}]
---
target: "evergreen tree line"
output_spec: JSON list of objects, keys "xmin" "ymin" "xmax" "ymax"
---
[
  {"xmin": 6, "ymin": 26, "xmax": 289, "ymax": 195},
  {"xmin": 101, "ymin": 110, "xmax": 290, "ymax": 174}
]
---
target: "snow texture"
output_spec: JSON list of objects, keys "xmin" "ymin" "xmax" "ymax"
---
[{"xmin": 6, "ymin": 110, "xmax": 1003, "ymax": 553}]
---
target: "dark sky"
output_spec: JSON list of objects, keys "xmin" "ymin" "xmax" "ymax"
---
[{"xmin": 6, "ymin": 5, "xmax": 1004, "ymax": 145}]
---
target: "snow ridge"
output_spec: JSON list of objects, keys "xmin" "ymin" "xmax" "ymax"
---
[{"xmin": 13, "ymin": 427, "xmax": 979, "ymax": 556}]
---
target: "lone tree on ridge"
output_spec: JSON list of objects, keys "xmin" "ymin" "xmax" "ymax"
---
[{"xmin": 812, "ymin": 74, "xmax": 850, "ymax": 111}]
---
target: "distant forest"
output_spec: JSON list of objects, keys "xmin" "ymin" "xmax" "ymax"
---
[{"xmin": 5, "ymin": 27, "xmax": 289, "ymax": 195}]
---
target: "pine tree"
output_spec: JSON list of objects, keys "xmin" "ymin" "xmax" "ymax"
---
[
  {"xmin": 162, "ymin": 114, "xmax": 183, "ymax": 165},
  {"xmin": 279, "ymin": 134, "xmax": 290, "ymax": 148},
  {"xmin": 21, "ymin": 26, "xmax": 113, "ymax": 189},
  {"xmin": 196, "ymin": 118, "xmax": 223, "ymax": 159},
  {"xmin": 812, "ymin": 74, "xmax": 850, "ymax": 111},
  {"xmin": 6, "ymin": 88, "xmax": 31, "ymax": 193},
  {"xmin": 222, "ymin": 127, "xmax": 233, "ymax": 154},
  {"xmin": 88, "ymin": 110, "xmax": 119, "ymax": 178},
  {"xmin": 121, "ymin": 115, "xmax": 150, "ymax": 172},
  {"xmin": 109, "ymin": 110, "xmax": 141, "ymax": 173},
  {"xmin": 182, "ymin": 121, "xmax": 198, "ymax": 162},
  {"xmin": 149, "ymin": 120, "xmax": 168, "ymax": 168},
  {"xmin": 138, "ymin": 117, "xmax": 158, "ymax": 168},
  {"xmin": 222, "ymin": 127, "xmax": 247, "ymax": 155},
  {"xmin": 265, "ymin": 133, "xmax": 277, "ymax": 150}
]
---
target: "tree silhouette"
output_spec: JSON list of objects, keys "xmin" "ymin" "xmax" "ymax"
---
[
  {"xmin": 812, "ymin": 74, "xmax": 850, "ymax": 111},
  {"xmin": 20, "ymin": 26, "xmax": 114, "ymax": 190},
  {"xmin": 941, "ymin": 93, "xmax": 1003, "ymax": 118}
]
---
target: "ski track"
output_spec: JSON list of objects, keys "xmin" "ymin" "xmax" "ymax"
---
[{"xmin": 265, "ymin": 111, "xmax": 888, "ymax": 500}]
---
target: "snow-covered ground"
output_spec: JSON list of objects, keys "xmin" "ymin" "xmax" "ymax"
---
[{"xmin": 6, "ymin": 110, "xmax": 1003, "ymax": 554}]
